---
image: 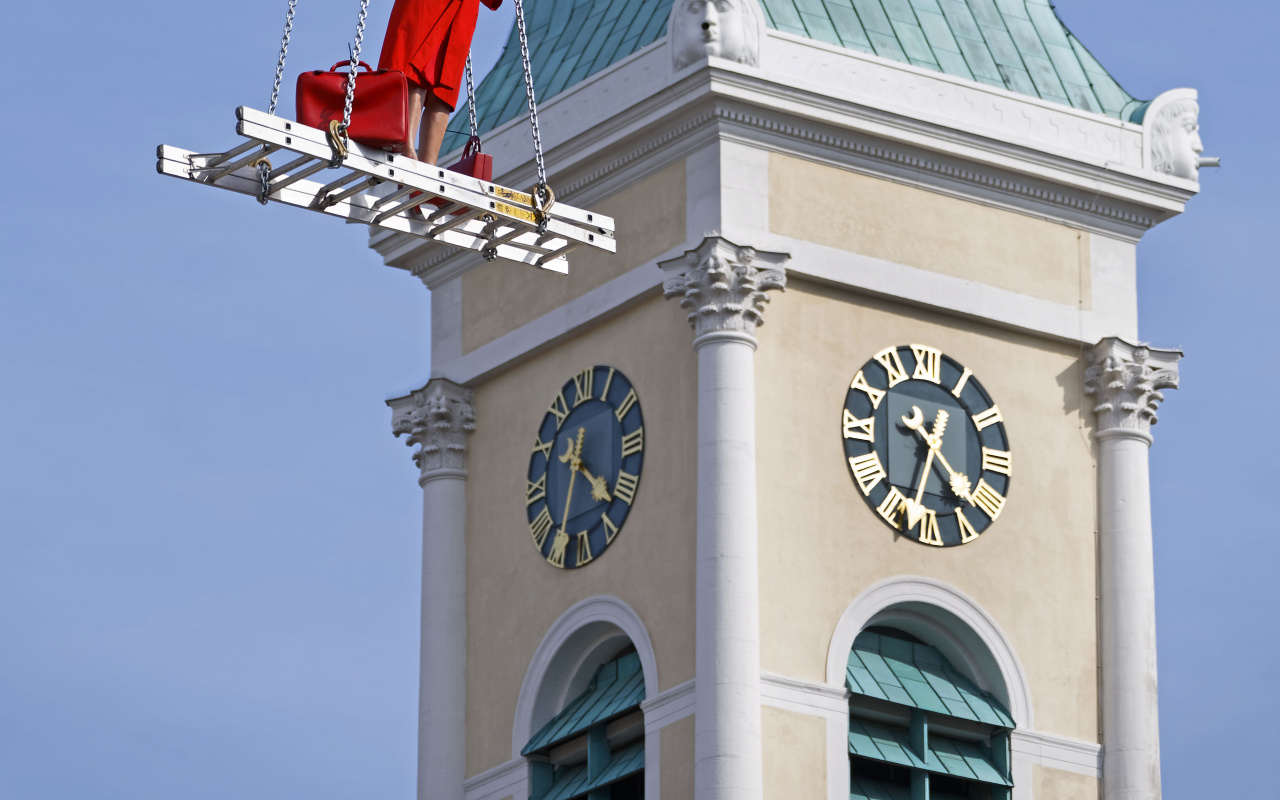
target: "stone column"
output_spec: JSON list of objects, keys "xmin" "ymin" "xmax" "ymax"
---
[
  {"xmin": 1084, "ymin": 338, "xmax": 1181, "ymax": 800},
  {"xmin": 661, "ymin": 237, "xmax": 787, "ymax": 800},
  {"xmin": 390, "ymin": 379, "xmax": 476, "ymax": 800}
]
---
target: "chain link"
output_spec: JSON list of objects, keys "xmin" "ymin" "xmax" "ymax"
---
[
  {"xmin": 255, "ymin": 158, "xmax": 273, "ymax": 204},
  {"xmin": 465, "ymin": 53, "xmax": 479, "ymax": 141},
  {"xmin": 340, "ymin": 0, "xmax": 372, "ymax": 138},
  {"xmin": 268, "ymin": 0, "xmax": 299, "ymax": 115},
  {"xmin": 511, "ymin": 0, "xmax": 548, "ymax": 197}
]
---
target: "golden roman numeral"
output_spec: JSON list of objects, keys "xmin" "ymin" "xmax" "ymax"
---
[
  {"xmin": 850, "ymin": 370, "xmax": 886, "ymax": 410},
  {"xmin": 972, "ymin": 405, "xmax": 1003, "ymax": 431},
  {"xmin": 548, "ymin": 391, "xmax": 570, "ymax": 428},
  {"xmin": 532, "ymin": 436, "xmax": 552, "ymax": 459},
  {"xmin": 614, "ymin": 471, "xmax": 640, "ymax": 505},
  {"xmin": 911, "ymin": 345, "xmax": 942, "ymax": 384},
  {"xmin": 877, "ymin": 486, "xmax": 907, "ymax": 529},
  {"xmin": 526, "ymin": 474, "xmax": 546, "ymax": 506},
  {"xmin": 615, "ymin": 388, "xmax": 638, "ymax": 421},
  {"xmin": 572, "ymin": 368, "xmax": 593, "ymax": 407},
  {"xmin": 547, "ymin": 531, "xmax": 570, "ymax": 568},
  {"xmin": 842, "ymin": 410, "xmax": 875, "ymax": 442},
  {"xmin": 621, "ymin": 427, "xmax": 645, "ymax": 457},
  {"xmin": 951, "ymin": 366, "xmax": 973, "ymax": 399},
  {"xmin": 874, "ymin": 347, "xmax": 909, "ymax": 388},
  {"xmin": 970, "ymin": 479, "xmax": 1005, "ymax": 520},
  {"xmin": 908, "ymin": 507, "xmax": 943, "ymax": 546},
  {"xmin": 575, "ymin": 532, "xmax": 594, "ymax": 566},
  {"xmin": 529, "ymin": 507, "xmax": 553, "ymax": 549},
  {"xmin": 848, "ymin": 452, "xmax": 887, "ymax": 496},
  {"xmin": 602, "ymin": 515, "xmax": 619, "ymax": 544},
  {"xmin": 981, "ymin": 448, "xmax": 1013, "ymax": 476},
  {"xmin": 600, "ymin": 367, "xmax": 615, "ymax": 402},
  {"xmin": 956, "ymin": 508, "xmax": 980, "ymax": 543}
]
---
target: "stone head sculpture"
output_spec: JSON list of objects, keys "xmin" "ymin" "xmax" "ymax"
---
[
  {"xmin": 1143, "ymin": 88, "xmax": 1215, "ymax": 181},
  {"xmin": 670, "ymin": 0, "xmax": 762, "ymax": 70}
]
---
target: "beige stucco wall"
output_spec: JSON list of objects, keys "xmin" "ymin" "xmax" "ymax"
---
[
  {"xmin": 755, "ymin": 279, "xmax": 1099, "ymax": 742},
  {"xmin": 1034, "ymin": 765, "xmax": 1100, "ymax": 799},
  {"xmin": 460, "ymin": 160, "xmax": 687, "ymax": 353},
  {"xmin": 660, "ymin": 715, "xmax": 696, "ymax": 799},
  {"xmin": 763, "ymin": 707, "xmax": 827, "ymax": 799},
  {"xmin": 769, "ymin": 154, "xmax": 1091, "ymax": 309},
  {"xmin": 464, "ymin": 295, "xmax": 699, "ymax": 776}
]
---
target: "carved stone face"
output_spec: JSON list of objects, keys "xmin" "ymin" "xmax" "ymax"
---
[
  {"xmin": 1151, "ymin": 99, "xmax": 1204, "ymax": 181},
  {"xmin": 672, "ymin": 0, "xmax": 758, "ymax": 69},
  {"xmin": 1166, "ymin": 111, "xmax": 1204, "ymax": 180}
]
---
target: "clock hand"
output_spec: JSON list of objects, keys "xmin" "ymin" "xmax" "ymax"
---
[
  {"xmin": 557, "ymin": 428, "xmax": 586, "ymax": 538},
  {"xmin": 579, "ymin": 467, "xmax": 612, "ymax": 502},
  {"xmin": 900, "ymin": 406, "xmax": 973, "ymax": 502}
]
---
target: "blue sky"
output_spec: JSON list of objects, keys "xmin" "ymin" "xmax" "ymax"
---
[{"xmin": 1, "ymin": 0, "xmax": 1274, "ymax": 798}]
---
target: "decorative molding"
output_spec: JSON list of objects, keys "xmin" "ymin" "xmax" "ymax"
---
[
  {"xmin": 760, "ymin": 671, "xmax": 850, "ymax": 716},
  {"xmin": 1010, "ymin": 729, "xmax": 1102, "ymax": 778},
  {"xmin": 641, "ymin": 678, "xmax": 697, "ymax": 731},
  {"xmin": 670, "ymin": 0, "xmax": 763, "ymax": 70},
  {"xmin": 660, "ymin": 236, "xmax": 788, "ymax": 342},
  {"xmin": 462, "ymin": 756, "xmax": 525, "ymax": 800},
  {"xmin": 1084, "ymin": 337, "xmax": 1182, "ymax": 438},
  {"xmin": 825, "ymin": 575, "xmax": 1033, "ymax": 729},
  {"xmin": 388, "ymin": 379, "xmax": 475, "ymax": 481}
]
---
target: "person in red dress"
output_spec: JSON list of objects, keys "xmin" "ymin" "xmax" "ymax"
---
[{"xmin": 379, "ymin": 0, "xmax": 503, "ymax": 164}]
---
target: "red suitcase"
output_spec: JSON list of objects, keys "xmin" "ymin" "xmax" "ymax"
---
[{"xmin": 297, "ymin": 61, "xmax": 408, "ymax": 152}]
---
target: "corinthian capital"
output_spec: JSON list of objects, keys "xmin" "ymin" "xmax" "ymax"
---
[
  {"xmin": 389, "ymin": 379, "xmax": 475, "ymax": 481},
  {"xmin": 1084, "ymin": 337, "xmax": 1182, "ymax": 439},
  {"xmin": 659, "ymin": 236, "xmax": 788, "ymax": 343}
]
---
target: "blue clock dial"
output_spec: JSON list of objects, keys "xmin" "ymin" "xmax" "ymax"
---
[
  {"xmin": 526, "ymin": 366, "xmax": 644, "ymax": 569},
  {"xmin": 842, "ymin": 345, "xmax": 1012, "ymax": 547}
]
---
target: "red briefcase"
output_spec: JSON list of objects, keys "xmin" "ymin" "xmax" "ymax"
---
[
  {"xmin": 297, "ymin": 61, "xmax": 408, "ymax": 152},
  {"xmin": 449, "ymin": 135, "xmax": 493, "ymax": 181}
]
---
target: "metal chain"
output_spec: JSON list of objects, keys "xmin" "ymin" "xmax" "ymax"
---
[
  {"xmin": 340, "ymin": 0, "xmax": 372, "ymax": 137},
  {"xmin": 511, "ymin": 0, "xmax": 548, "ymax": 198},
  {"xmin": 256, "ymin": 159, "xmax": 273, "ymax": 204},
  {"xmin": 465, "ymin": 53, "xmax": 479, "ymax": 141},
  {"xmin": 268, "ymin": 0, "xmax": 299, "ymax": 115}
]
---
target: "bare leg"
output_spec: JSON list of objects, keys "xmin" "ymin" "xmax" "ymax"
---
[
  {"xmin": 417, "ymin": 95, "xmax": 452, "ymax": 165},
  {"xmin": 403, "ymin": 84, "xmax": 427, "ymax": 161}
]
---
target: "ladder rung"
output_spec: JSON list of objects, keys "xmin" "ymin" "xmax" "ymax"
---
[
  {"xmin": 321, "ymin": 176, "xmax": 381, "ymax": 208},
  {"xmin": 202, "ymin": 144, "xmax": 280, "ymax": 181},
  {"xmin": 268, "ymin": 160, "xmax": 329, "ymax": 194}
]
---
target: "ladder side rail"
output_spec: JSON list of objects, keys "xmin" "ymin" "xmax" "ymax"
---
[{"xmin": 158, "ymin": 146, "xmax": 570, "ymax": 272}]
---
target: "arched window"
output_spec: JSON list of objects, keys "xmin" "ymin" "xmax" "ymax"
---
[
  {"xmin": 846, "ymin": 627, "xmax": 1015, "ymax": 800},
  {"xmin": 524, "ymin": 649, "xmax": 645, "ymax": 800}
]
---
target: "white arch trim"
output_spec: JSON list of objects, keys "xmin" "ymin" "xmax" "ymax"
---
[
  {"xmin": 512, "ymin": 595, "xmax": 660, "ymax": 758},
  {"xmin": 825, "ymin": 575, "xmax": 1034, "ymax": 729}
]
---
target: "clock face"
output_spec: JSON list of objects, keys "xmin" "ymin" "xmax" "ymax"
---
[
  {"xmin": 841, "ymin": 345, "xmax": 1012, "ymax": 547},
  {"xmin": 526, "ymin": 366, "xmax": 644, "ymax": 569}
]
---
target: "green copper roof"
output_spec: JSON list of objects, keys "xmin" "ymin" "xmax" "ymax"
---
[
  {"xmin": 444, "ymin": 0, "xmax": 1139, "ymax": 153},
  {"xmin": 443, "ymin": 0, "xmax": 676, "ymax": 153},
  {"xmin": 760, "ymin": 0, "xmax": 1141, "ymax": 119},
  {"xmin": 537, "ymin": 740, "xmax": 645, "ymax": 800},
  {"xmin": 846, "ymin": 631, "xmax": 1015, "ymax": 728}
]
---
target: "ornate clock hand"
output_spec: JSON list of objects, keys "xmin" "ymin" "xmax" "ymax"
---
[
  {"xmin": 556, "ymin": 428, "xmax": 587, "ymax": 538},
  {"xmin": 580, "ymin": 467, "xmax": 612, "ymax": 502},
  {"xmin": 900, "ymin": 407, "xmax": 972, "ymax": 502}
]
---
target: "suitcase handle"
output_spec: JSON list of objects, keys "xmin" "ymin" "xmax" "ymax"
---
[
  {"xmin": 327, "ymin": 60, "xmax": 375, "ymax": 73},
  {"xmin": 462, "ymin": 135, "xmax": 484, "ymax": 159}
]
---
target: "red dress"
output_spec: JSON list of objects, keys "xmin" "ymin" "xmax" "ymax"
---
[{"xmin": 378, "ymin": 0, "xmax": 502, "ymax": 111}]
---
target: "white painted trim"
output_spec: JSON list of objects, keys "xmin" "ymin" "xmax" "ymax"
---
[
  {"xmin": 1011, "ymin": 729, "xmax": 1102, "ymax": 778},
  {"xmin": 825, "ymin": 576, "xmax": 1033, "ymax": 728},
  {"xmin": 641, "ymin": 679, "xmax": 697, "ymax": 731},
  {"xmin": 760, "ymin": 671, "xmax": 849, "ymax": 716},
  {"xmin": 462, "ymin": 757, "xmax": 525, "ymax": 800}
]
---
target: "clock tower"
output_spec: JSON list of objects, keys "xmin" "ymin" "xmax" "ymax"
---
[{"xmin": 376, "ymin": 1, "xmax": 1205, "ymax": 799}]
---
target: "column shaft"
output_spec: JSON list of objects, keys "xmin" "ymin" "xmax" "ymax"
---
[
  {"xmin": 418, "ymin": 473, "xmax": 467, "ymax": 800},
  {"xmin": 695, "ymin": 334, "xmax": 763, "ymax": 799}
]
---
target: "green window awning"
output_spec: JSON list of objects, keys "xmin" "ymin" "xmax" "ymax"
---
[
  {"xmin": 848, "ymin": 718, "xmax": 1012, "ymax": 787},
  {"xmin": 538, "ymin": 740, "xmax": 644, "ymax": 800},
  {"xmin": 846, "ymin": 632, "xmax": 1014, "ymax": 728},
  {"xmin": 523, "ymin": 652, "xmax": 645, "ymax": 756}
]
